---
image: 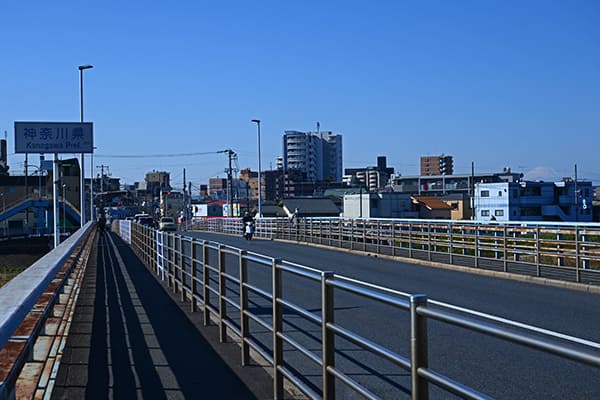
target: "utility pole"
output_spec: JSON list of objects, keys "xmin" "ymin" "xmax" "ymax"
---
[
  {"xmin": 96, "ymin": 165, "xmax": 109, "ymax": 211},
  {"xmin": 471, "ymin": 161, "xmax": 475, "ymax": 220},
  {"xmin": 187, "ymin": 181, "xmax": 192, "ymax": 230},
  {"xmin": 217, "ymin": 149, "xmax": 237, "ymax": 217},
  {"xmin": 574, "ymin": 163, "xmax": 578, "ymax": 223},
  {"xmin": 25, "ymin": 153, "xmax": 29, "ymax": 227},
  {"xmin": 228, "ymin": 150, "xmax": 234, "ymax": 217},
  {"xmin": 183, "ymin": 168, "xmax": 186, "ymax": 228}
]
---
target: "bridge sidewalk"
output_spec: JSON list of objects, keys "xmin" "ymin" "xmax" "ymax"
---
[{"xmin": 51, "ymin": 230, "xmax": 275, "ymax": 399}]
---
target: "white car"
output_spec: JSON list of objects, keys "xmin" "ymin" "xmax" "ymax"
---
[{"xmin": 159, "ymin": 217, "xmax": 177, "ymax": 231}]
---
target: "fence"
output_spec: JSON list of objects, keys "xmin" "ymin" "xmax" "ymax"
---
[
  {"xmin": 0, "ymin": 222, "xmax": 95, "ymax": 400},
  {"xmin": 193, "ymin": 217, "xmax": 600, "ymax": 286},
  {"xmin": 123, "ymin": 221, "xmax": 600, "ymax": 400}
]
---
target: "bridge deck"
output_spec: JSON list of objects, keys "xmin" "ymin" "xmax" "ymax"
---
[{"xmin": 51, "ymin": 231, "xmax": 273, "ymax": 399}]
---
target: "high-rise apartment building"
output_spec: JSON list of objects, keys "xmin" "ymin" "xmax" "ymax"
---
[
  {"xmin": 344, "ymin": 156, "xmax": 395, "ymax": 191},
  {"xmin": 282, "ymin": 130, "xmax": 343, "ymax": 182},
  {"xmin": 420, "ymin": 155, "xmax": 453, "ymax": 176}
]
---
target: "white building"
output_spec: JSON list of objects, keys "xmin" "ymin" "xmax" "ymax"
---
[
  {"xmin": 342, "ymin": 193, "xmax": 417, "ymax": 219},
  {"xmin": 475, "ymin": 180, "xmax": 593, "ymax": 222},
  {"xmin": 282, "ymin": 130, "xmax": 343, "ymax": 182},
  {"xmin": 343, "ymin": 170, "xmax": 385, "ymax": 192}
]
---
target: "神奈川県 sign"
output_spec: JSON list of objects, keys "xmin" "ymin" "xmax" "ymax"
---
[{"xmin": 14, "ymin": 121, "xmax": 93, "ymax": 154}]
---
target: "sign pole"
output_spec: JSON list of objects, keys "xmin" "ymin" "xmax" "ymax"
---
[
  {"xmin": 53, "ymin": 153, "xmax": 60, "ymax": 248},
  {"xmin": 80, "ymin": 152, "xmax": 85, "ymax": 227},
  {"xmin": 14, "ymin": 121, "xmax": 94, "ymax": 242}
]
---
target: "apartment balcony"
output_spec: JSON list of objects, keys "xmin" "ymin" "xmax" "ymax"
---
[
  {"xmin": 516, "ymin": 197, "xmax": 546, "ymax": 206},
  {"xmin": 558, "ymin": 195, "xmax": 576, "ymax": 206},
  {"xmin": 541, "ymin": 205, "xmax": 572, "ymax": 221}
]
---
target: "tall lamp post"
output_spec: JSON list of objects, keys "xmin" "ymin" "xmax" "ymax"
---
[
  {"xmin": 251, "ymin": 119, "xmax": 262, "ymax": 218},
  {"xmin": 78, "ymin": 64, "xmax": 93, "ymax": 227},
  {"xmin": 62, "ymin": 184, "xmax": 67, "ymax": 236},
  {"xmin": 91, "ymin": 147, "xmax": 96, "ymax": 221}
]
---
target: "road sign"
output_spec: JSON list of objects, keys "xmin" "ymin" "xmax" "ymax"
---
[{"xmin": 14, "ymin": 121, "xmax": 93, "ymax": 154}]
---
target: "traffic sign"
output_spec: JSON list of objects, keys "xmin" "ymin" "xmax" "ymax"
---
[{"xmin": 14, "ymin": 121, "xmax": 93, "ymax": 153}]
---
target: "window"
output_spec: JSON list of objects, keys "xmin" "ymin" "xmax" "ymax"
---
[
  {"xmin": 481, "ymin": 210, "xmax": 490, "ymax": 217},
  {"xmin": 498, "ymin": 191, "xmax": 503, "ymax": 197},
  {"xmin": 495, "ymin": 210, "xmax": 504, "ymax": 217},
  {"xmin": 481, "ymin": 190, "xmax": 490, "ymax": 197}
]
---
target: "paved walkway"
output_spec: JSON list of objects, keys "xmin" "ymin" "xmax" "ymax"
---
[{"xmin": 52, "ymin": 230, "xmax": 274, "ymax": 399}]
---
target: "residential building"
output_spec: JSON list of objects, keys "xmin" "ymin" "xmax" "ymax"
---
[
  {"xmin": 160, "ymin": 190, "xmax": 184, "ymax": 218},
  {"xmin": 239, "ymin": 168, "xmax": 259, "ymax": 200},
  {"xmin": 208, "ymin": 178, "xmax": 227, "ymax": 197},
  {"xmin": 344, "ymin": 156, "xmax": 395, "ymax": 191},
  {"xmin": 412, "ymin": 196, "xmax": 452, "ymax": 219},
  {"xmin": 199, "ymin": 184, "xmax": 208, "ymax": 199},
  {"xmin": 0, "ymin": 139, "xmax": 9, "ymax": 176},
  {"xmin": 390, "ymin": 168, "xmax": 523, "ymax": 196},
  {"xmin": 421, "ymin": 154, "xmax": 453, "ymax": 176},
  {"xmin": 282, "ymin": 130, "xmax": 343, "ymax": 182},
  {"xmin": 440, "ymin": 193, "xmax": 472, "ymax": 220},
  {"xmin": 342, "ymin": 193, "xmax": 417, "ymax": 219},
  {"xmin": 474, "ymin": 179, "xmax": 593, "ymax": 222},
  {"xmin": 145, "ymin": 171, "xmax": 171, "ymax": 196}
]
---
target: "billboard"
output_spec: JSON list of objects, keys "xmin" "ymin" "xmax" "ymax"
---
[
  {"xmin": 192, "ymin": 204, "xmax": 208, "ymax": 217},
  {"xmin": 14, "ymin": 121, "xmax": 93, "ymax": 154}
]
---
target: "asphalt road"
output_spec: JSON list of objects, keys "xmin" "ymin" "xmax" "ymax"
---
[{"xmin": 183, "ymin": 230, "xmax": 600, "ymax": 400}]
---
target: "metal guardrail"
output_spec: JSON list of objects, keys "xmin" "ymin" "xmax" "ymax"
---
[
  {"xmin": 0, "ymin": 222, "xmax": 95, "ymax": 399},
  {"xmin": 192, "ymin": 217, "xmax": 600, "ymax": 287},
  {"xmin": 124, "ymin": 222, "xmax": 600, "ymax": 400}
]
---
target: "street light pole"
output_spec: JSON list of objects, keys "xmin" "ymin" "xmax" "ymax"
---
[
  {"xmin": 91, "ymin": 149, "xmax": 95, "ymax": 221},
  {"xmin": 62, "ymin": 184, "xmax": 67, "ymax": 236},
  {"xmin": 78, "ymin": 64, "xmax": 93, "ymax": 227},
  {"xmin": 251, "ymin": 119, "xmax": 262, "ymax": 218}
]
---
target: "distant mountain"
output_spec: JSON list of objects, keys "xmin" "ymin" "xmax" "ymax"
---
[{"xmin": 523, "ymin": 166, "xmax": 563, "ymax": 182}]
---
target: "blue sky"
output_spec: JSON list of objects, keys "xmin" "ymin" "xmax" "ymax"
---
[{"xmin": 1, "ymin": 1, "xmax": 599, "ymax": 188}]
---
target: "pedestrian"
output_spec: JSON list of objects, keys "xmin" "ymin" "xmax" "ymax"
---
[{"xmin": 290, "ymin": 207, "xmax": 300, "ymax": 226}]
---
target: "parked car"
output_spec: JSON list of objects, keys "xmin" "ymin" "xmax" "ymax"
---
[
  {"xmin": 134, "ymin": 213, "xmax": 151, "ymax": 222},
  {"xmin": 159, "ymin": 217, "xmax": 177, "ymax": 231},
  {"xmin": 138, "ymin": 216, "xmax": 155, "ymax": 228}
]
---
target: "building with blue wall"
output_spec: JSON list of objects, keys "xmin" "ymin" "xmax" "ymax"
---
[{"xmin": 474, "ymin": 180, "xmax": 593, "ymax": 222}]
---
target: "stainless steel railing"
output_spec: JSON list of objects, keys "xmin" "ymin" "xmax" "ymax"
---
[
  {"xmin": 124, "ymin": 222, "xmax": 600, "ymax": 400},
  {"xmin": 192, "ymin": 217, "xmax": 600, "ymax": 286}
]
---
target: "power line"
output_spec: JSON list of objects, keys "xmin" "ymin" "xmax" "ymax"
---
[{"xmin": 96, "ymin": 151, "xmax": 225, "ymax": 159}]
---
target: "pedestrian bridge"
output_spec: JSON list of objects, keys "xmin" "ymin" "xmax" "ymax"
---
[{"xmin": 1, "ymin": 218, "xmax": 599, "ymax": 399}]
